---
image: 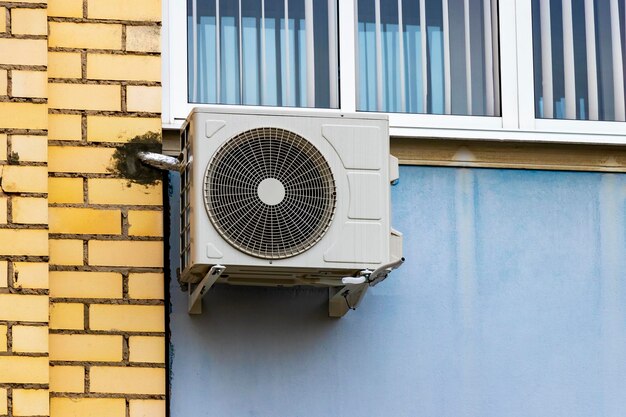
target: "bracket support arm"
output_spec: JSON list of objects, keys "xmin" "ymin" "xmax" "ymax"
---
[
  {"xmin": 188, "ymin": 264, "xmax": 226, "ymax": 314},
  {"xmin": 328, "ymin": 283, "xmax": 369, "ymax": 318}
]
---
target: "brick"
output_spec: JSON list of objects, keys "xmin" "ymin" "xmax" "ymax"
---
[
  {"xmin": 0, "ymin": 197, "xmax": 6, "ymax": 224},
  {"xmin": 49, "ymin": 239, "xmax": 84, "ymax": 266},
  {"xmin": 49, "ymin": 113, "xmax": 82, "ymax": 141},
  {"xmin": 51, "ymin": 398, "xmax": 126, "ymax": 417},
  {"xmin": 0, "ymin": 39, "xmax": 46, "ymax": 65},
  {"xmin": 49, "ymin": 303, "xmax": 84, "ymax": 330},
  {"xmin": 129, "ymin": 400, "xmax": 165, "ymax": 417},
  {"xmin": 1, "ymin": 165, "xmax": 47, "ymax": 193},
  {"xmin": 0, "ymin": 388, "xmax": 6, "ymax": 415},
  {"xmin": 12, "ymin": 325, "xmax": 48, "ymax": 353},
  {"xmin": 88, "ymin": 179, "xmax": 162, "ymax": 205},
  {"xmin": 90, "ymin": 304, "xmax": 164, "ymax": 332},
  {"xmin": 89, "ymin": 240, "xmax": 163, "ymax": 267},
  {"xmin": 88, "ymin": 0, "xmax": 161, "ymax": 21},
  {"xmin": 87, "ymin": 116, "xmax": 161, "ymax": 142},
  {"xmin": 11, "ymin": 8, "xmax": 47, "ymax": 35},
  {"xmin": 128, "ymin": 273, "xmax": 164, "ymax": 299},
  {"xmin": 49, "ymin": 146, "xmax": 114, "ymax": 174},
  {"xmin": 0, "ymin": 261, "xmax": 6, "ymax": 287},
  {"xmin": 49, "ymin": 271, "xmax": 122, "ymax": 298},
  {"xmin": 49, "ymin": 51, "xmax": 82, "ymax": 79},
  {"xmin": 0, "ymin": 69, "xmax": 6, "ymax": 95},
  {"xmin": 11, "ymin": 70, "xmax": 47, "ymax": 98},
  {"xmin": 0, "ymin": 325, "xmax": 6, "ymax": 352},
  {"xmin": 11, "ymin": 135, "xmax": 47, "ymax": 162},
  {"xmin": 90, "ymin": 367, "xmax": 165, "ymax": 395},
  {"xmin": 49, "ymin": 22, "xmax": 122, "ymax": 50},
  {"xmin": 13, "ymin": 262, "xmax": 48, "ymax": 289},
  {"xmin": 88, "ymin": 116, "xmax": 161, "ymax": 143},
  {"xmin": 129, "ymin": 210, "xmax": 163, "ymax": 237},
  {"xmin": 0, "ymin": 294, "xmax": 48, "ymax": 322},
  {"xmin": 50, "ymin": 207, "xmax": 121, "ymax": 235},
  {"xmin": 0, "ymin": 7, "xmax": 5, "ymax": 33},
  {"xmin": 12, "ymin": 197, "xmax": 48, "ymax": 224},
  {"xmin": 129, "ymin": 336, "xmax": 164, "ymax": 363},
  {"xmin": 0, "ymin": 229, "xmax": 48, "ymax": 256},
  {"xmin": 0, "ymin": 102, "xmax": 47, "ymax": 129},
  {"xmin": 126, "ymin": 26, "xmax": 160, "ymax": 53},
  {"xmin": 127, "ymin": 85, "xmax": 161, "ymax": 113},
  {"xmin": 50, "ymin": 366, "xmax": 84, "ymax": 393},
  {"xmin": 50, "ymin": 334, "xmax": 123, "ymax": 362},
  {"xmin": 0, "ymin": 356, "xmax": 48, "ymax": 383},
  {"xmin": 13, "ymin": 389, "xmax": 49, "ymax": 417},
  {"xmin": 49, "ymin": 83, "xmax": 121, "ymax": 111},
  {"xmin": 49, "ymin": 177, "xmax": 84, "ymax": 204},
  {"xmin": 88, "ymin": 54, "xmax": 160, "ymax": 81},
  {"xmin": 48, "ymin": 0, "xmax": 83, "ymax": 18}
]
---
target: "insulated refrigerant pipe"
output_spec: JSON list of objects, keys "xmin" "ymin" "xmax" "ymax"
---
[{"xmin": 138, "ymin": 151, "xmax": 183, "ymax": 172}]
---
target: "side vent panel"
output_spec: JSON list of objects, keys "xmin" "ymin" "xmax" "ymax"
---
[{"xmin": 180, "ymin": 124, "xmax": 192, "ymax": 273}]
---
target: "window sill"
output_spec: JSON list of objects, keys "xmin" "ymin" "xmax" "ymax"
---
[{"xmin": 165, "ymin": 103, "xmax": 626, "ymax": 146}]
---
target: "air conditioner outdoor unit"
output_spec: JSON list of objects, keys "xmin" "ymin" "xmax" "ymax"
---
[{"xmin": 179, "ymin": 108, "xmax": 403, "ymax": 317}]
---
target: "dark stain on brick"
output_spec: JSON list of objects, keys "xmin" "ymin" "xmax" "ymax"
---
[
  {"xmin": 110, "ymin": 132, "xmax": 162, "ymax": 186},
  {"xmin": 8, "ymin": 151, "xmax": 19, "ymax": 164}
]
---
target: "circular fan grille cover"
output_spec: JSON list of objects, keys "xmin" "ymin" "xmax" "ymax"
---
[{"xmin": 204, "ymin": 127, "xmax": 336, "ymax": 259}]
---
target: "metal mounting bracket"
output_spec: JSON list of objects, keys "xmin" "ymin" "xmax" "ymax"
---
[
  {"xmin": 328, "ymin": 257, "xmax": 405, "ymax": 317},
  {"xmin": 367, "ymin": 257, "xmax": 405, "ymax": 287},
  {"xmin": 188, "ymin": 264, "xmax": 225, "ymax": 314},
  {"xmin": 328, "ymin": 283, "xmax": 369, "ymax": 318}
]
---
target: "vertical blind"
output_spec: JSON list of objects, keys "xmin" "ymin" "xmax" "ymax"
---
[
  {"xmin": 356, "ymin": 0, "xmax": 500, "ymax": 116},
  {"xmin": 533, "ymin": 0, "xmax": 626, "ymax": 121},
  {"xmin": 188, "ymin": 0, "xmax": 339, "ymax": 108}
]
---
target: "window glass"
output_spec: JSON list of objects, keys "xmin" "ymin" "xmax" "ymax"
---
[
  {"xmin": 356, "ymin": 0, "xmax": 500, "ymax": 116},
  {"xmin": 532, "ymin": 0, "xmax": 626, "ymax": 121},
  {"xmin": 187, "ymin": 0, "xmax": 339, "ymax": 108}
]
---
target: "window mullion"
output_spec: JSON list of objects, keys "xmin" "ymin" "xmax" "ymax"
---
[{"xmin": 497, "ymin": 0, "xmax": 521, "ymax": 129}]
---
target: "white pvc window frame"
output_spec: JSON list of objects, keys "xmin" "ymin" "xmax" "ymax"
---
[
  {"xmin": 163, "ymin": 0, "xmax": 626, "ymax": 145},
  {"xmin": 517, "ymin": 0, "xmax": 626, "ymax": 139}
]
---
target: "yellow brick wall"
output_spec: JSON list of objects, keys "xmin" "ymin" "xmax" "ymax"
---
[
  {"xmin": 0, "ymin": 1, "xmax": 50, "ymax": 417},
  {"xmin": 46, "ymin": 1, "xmax": 165, "ymax": 417},
  {"xmin": 0, "ymin": 1, "xmax": 165, "ymax": 414}
]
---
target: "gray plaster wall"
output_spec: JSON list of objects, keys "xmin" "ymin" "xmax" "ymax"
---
[{"xmin": 168, "ymin": 166, "xmax": 626, "ymax": 417}]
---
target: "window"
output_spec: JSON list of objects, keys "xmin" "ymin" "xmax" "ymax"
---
[
  {"xmin": 356, "ymin": 0, "xmax": 500, "ymax": 116},
  {"xmin": 167, "ymin": 0, "xmax": 626, "ymax": 144},
  {"xmin": 187, "ymin": 0, "xmax": 339, "ymax": 108},
  {"xmin": 532, "ymin": 0, "xmax": 626, "ymax": 121}
]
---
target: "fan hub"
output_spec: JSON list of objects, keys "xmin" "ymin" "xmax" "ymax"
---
[{"xmin": 257, "ymin": 178, "xmax": 285, "ymax": 206}]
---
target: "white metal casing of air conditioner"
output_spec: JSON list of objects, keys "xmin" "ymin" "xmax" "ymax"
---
[{"xmin": 179, "ymin": 108, "xmax": 402, "ymax": 287}]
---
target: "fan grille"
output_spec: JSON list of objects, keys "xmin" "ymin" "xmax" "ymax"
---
[{"xmin": 204, "ymin": 127, "xmax": 336, "ymax": 259}]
